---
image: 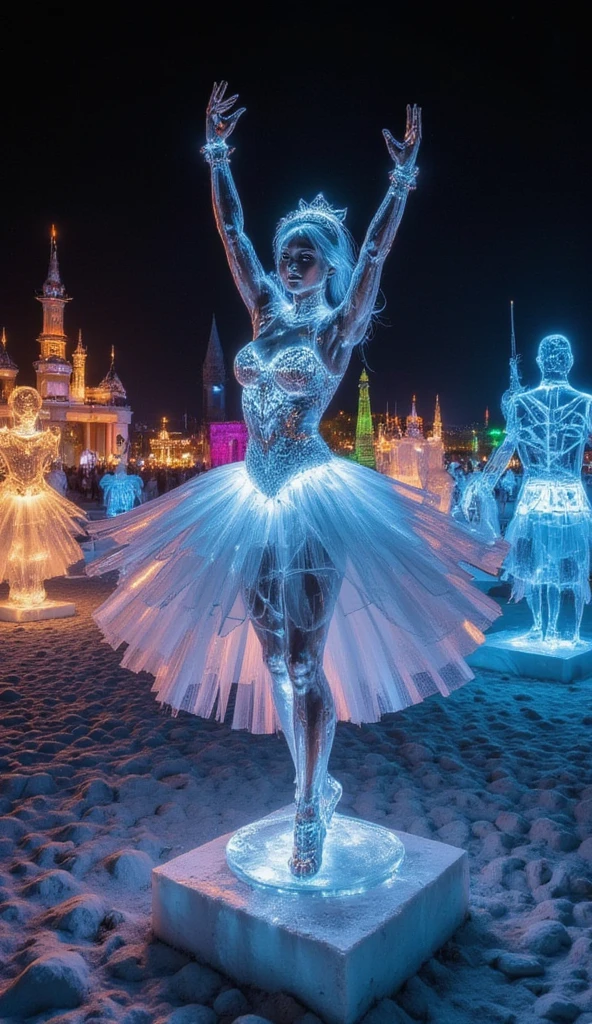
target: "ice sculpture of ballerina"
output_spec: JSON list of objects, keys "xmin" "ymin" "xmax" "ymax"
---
[
  {"xmin": 0, "ymin": 387, "xmax": 87, "ymax": 618},
  {"xmin": 462, "ymin": 334, "xmax": 592, "ymax": 646},
  {"xmin": 100, "ymin": 461, "xmax": 144, "ymax": 517},
  {"xmin": 86, "ymin": 82, "xmax": 505, "ymax": 885}
]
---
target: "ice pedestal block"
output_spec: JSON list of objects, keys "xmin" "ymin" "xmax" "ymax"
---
[
  {"xmin": 226, "ymin": 811, "xmax": 405, "ymax": 895},
  {"xmin": 0, "ymin": 600, "xmax": 76, "ymax": 622},
  {"xmin": 467, "ymin": 629, "xmax": 592, "ymax": 682},
  {"xmin": 152, "ymin": 807, "xmax": 469, "ymax": 1024}
]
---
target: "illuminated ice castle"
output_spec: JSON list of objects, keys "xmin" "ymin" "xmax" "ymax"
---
[
  {"xmin": 0, "ymin": 228, "xmax": 132, "ymax": 466},
  {"xmin": 376, "ymin": 393, "xmax": 453, "ymax": 511}
]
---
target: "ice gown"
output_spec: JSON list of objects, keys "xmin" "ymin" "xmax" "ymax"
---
[
  {"xmin": 0, "ymin": 429, "xmax": 87, "ymax": 584},
  {"xmin": 87, "ymin": 342, "xmax": 505, "ymax": 733}
]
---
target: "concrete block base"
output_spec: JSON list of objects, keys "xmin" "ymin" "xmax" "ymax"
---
[
  {"xmin": 0, "ymin": 600, "xmax": 77, "ymax": 622},
  {"xmin": 152, "ymin": 807, "xmax": 469, "ymax": 1024},
  {"xmin": 468, "ymin": 629, "xmax": 592, "ymax": 682}
]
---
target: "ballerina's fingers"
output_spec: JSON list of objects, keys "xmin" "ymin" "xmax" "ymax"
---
[
  {"xmin": 208, "ymin": 80, "xmax": 240, "ymax": 116},
  {"xmin": 382, "ymin": 128, "xmax": 405, "ymax": 156},
  {"xmin": 216, "ymin": 93, "xmax": 241, "ymax": 114},
  {"xmin": 409, "ymin": 104, "xmax": 422, "ymax": 143},
  {"xmin": 211, "ymin": 80, "xmax": 228, "ymax": 103}
]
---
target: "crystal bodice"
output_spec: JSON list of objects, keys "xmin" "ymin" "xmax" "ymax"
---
[
  {"xmin": 0, "ymin": 430, "xmax": 58, "ymax": 496},
  {"xmin": 234, "ymin": 342, "xmax": 340, "ymax": 497}
]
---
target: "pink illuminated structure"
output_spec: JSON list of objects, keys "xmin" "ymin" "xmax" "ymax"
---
[{"xmin": 209, "ymin": 421, "xmax": 248, "ymax": 468}]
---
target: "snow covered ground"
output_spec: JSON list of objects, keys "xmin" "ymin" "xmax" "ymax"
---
[{"xmin": 1, "ymin": 570, "xmax": 592, "ymax": 1024}]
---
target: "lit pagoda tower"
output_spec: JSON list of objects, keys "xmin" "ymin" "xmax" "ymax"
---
[
  {"xmin": 96, "ymin": 346, "xmax": 127, "ymax": 404},
  {"xmin": 0, "ymin": 328, "xmax": 19, "ymax": 404},
  {"xmin": 71, "ymin": 329, "xmax": 87, "ymax": 402},
  {"xmin": 406, "ymin": 395, "xmax": 423, "ymax": 438},
  {"xmin": 354, "ymin": 368, "xmax": 376, "ymax": 469},
  {"xmin": 34, "ymin": 225, "xmax": 73, "ymax": 401},
  {"xmin": 432, "ymin": 394, "xmax": 442, "ymax": 440},
  {"xmin": 485, "ymin": 406, "xmax": 490, "ymax": 428},
  {"xmin": 202, "ymin": 315, "xmax": 226, "ymax": 422}
]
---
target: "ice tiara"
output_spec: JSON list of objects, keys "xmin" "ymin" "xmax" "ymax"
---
[{"xmin": 278, "ymin": 194, "xmax": 348, "ymax": 232}]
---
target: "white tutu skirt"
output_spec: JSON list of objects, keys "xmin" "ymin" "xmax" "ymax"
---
[
  {"xmin": 0, "ymin": 484, "xmax": 87, "ymax": 581},
  {"xmin": 86, "ymin": 458, "xmax": 505, "ymax": 733},
  {"xmin": 503, "ymin": 479, "xmax": 592, "ymax": 601}
]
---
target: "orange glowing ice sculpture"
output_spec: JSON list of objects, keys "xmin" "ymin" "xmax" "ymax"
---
[{"xmin": 0, "ymin": 387, "xmax": 87, "ymax": 616}]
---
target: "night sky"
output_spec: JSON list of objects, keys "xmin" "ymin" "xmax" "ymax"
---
[{"xmin": 1, "ymin": 9, "xmax": 590, "ymax": 429}]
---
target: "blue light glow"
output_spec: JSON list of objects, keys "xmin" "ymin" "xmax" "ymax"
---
[
  {"xmin": 100, "ymin": 463, "xmax": 143, "ymax": 517},
  {"xmin": 463, "ymin": 334, "xmax": 592, "ymax": 647},
  {"xmin": 87, "ymin": 83, "xmax": 504, "ymax": 885}
]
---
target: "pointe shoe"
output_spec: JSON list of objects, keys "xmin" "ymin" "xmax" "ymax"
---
[
  {"xmin": 293, "ymin": 773, "xmax": 342, "ymax": 828},
  {"xmin": 289, "ymin": 805, "xmax": 325, "ymax": 878}
]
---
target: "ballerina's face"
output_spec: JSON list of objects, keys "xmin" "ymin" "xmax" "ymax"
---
[
  {"xmin": 277, "ymin": 231, "xmax": 333, "ymax": 297},
  {"xmin": 9, "ymin": 387, "xmax": 42, "ymax": 432}
]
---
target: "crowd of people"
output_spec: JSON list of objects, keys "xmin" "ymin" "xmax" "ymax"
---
[
  {"xmin": 448, "ymin": 456, "xmax": 592, "ymax": 535},
  {"xmin": 7, "ymin": 447, "xmax": 592, "ymax": 529},
  {"xmin": 52, "ymin": 463, "xmax": 205, "ymax": 507},
  {"xmin": 447, "ymin": 458, "xmax": 521, "ymax": 533}
]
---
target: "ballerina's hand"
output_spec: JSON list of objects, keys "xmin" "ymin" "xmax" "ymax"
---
[
  {"xmin": 382, "ymin": 104, "xmax": 422, "ymax": 174},
  {"xmin": 206, "ymin": 81, "xmax": 246, "ymax": 144}
]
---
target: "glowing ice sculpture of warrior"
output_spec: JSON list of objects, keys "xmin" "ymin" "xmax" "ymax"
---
[
  {"xmin": 100, "ymin": 462, "xmax": 144, "ymax": 517},
  {"xmin": 462, "ymin": 334, "xmax": 592, "ymax": 646},
  {"xmin": 0, "ymin": 387, "xmax": 87, "ymax": 613},
  {"xmin": 87, "ymin": 82, "xmax": 504, "ymax": 886}
]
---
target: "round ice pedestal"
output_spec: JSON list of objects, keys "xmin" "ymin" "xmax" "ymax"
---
[{"xmin": 225, "ymin": 811, "xmax": 405, "ymax": 895}]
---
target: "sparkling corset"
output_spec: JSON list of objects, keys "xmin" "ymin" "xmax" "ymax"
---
[
  {"xmin": 234, "ymin": 343, "xmax": 340, "ymax": 497},
  {"xmin": 0, "ymin": 431, "xmax": 55, "ymax": 495}
]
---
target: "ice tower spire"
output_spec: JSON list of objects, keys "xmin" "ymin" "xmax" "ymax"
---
[
  {"xmin": 71, "ymin": 329, "xmax": 87, "ymax": 402},
  {"xmin": 0, "ymin": 327, "xmax": 19, "ymax": 402},
  {"xmin": 34, "ymin": 225, "xmax": 73, "ymax": 400},
  {"xmin": 406, "ymin": 394, "xmax": 423, "ymax": 438},
  {"xmin": 354, "ymin": 368, "xmax": 376, "ymax": 468},
  {"xmin": 36, "ymin": 225, "xmax": 71, "ymax": 359},
  {"xmin": 432, "ymin": 394, "xmax": 442, "ymax": 440},
  {"xmin": 202, "ymin": 315, "xmax": 226, "ymax": 423}
]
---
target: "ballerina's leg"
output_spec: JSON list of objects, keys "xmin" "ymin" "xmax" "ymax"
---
[
  {"xmin": 245, "ymin": 544, "xmax": 343, "ymax": 877},
  {"xmin": 285, "ymin": 553, "xmax": 342, "ymax": 878},
  {"xmin": 244, "ymin": 550, "xmax": 297, "ymax": 764}
]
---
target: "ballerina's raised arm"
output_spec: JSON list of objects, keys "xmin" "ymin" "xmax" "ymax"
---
[
  {"xmin": 319, "ymin": 105, "xmax": 421, "ymax": 372},
  {"xmin": 203, "ymin": 81, "xmax": 274, "ymax": 330}
]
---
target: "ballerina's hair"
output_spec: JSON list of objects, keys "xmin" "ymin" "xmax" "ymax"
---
[{"xmin": 273, "ymin": 194, "xmax": 358, "ymax": 309}]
